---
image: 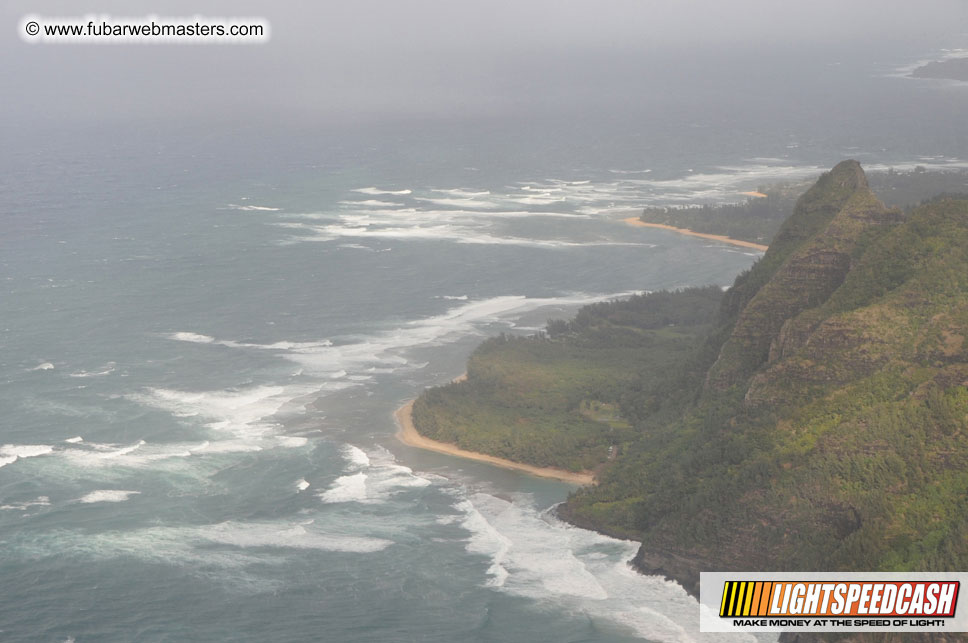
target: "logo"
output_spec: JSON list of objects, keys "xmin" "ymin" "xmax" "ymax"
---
[
  {"xmin": 699, "ymin": 572, "xmax": 968, "ymax": 633},
  {"xmin": 719, "ymin": 580, "xmax": 958, "ymax": 618}
]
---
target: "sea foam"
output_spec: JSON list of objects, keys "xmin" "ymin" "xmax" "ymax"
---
[
  {"xmin": 450, "ymin": 492, "xmax": 752, "ymax": 642},
  {"xmin": 319, "ymin": 472, "xmax": 369, "ymax": 504},
  {"xmin": 0, "ymin": 444, "xmax": 54, "ymax": 468},
  {"xmin": 318, "ymin": 449, "xmax": 432, "ymax": 505},
  {"xmin": 352, "ymin": 187, "xmax": 412, "ymax": 195},
  {"xmin": 78, "ymin": 489, "xmax": 141, "ymax": 503}
]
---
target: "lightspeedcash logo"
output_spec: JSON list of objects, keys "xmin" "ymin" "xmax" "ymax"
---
[
  {"xmin": 700, "ymin": 572, "xmax": 968, "ymax": 633},
  {"xmin": 719, "ymin": 580, "xmax": 958, "ymax": 618}
]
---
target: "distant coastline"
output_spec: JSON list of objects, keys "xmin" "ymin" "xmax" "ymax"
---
[
  {"xmin": 910, "ymin": 57, "xmax": 968, "ymax": 82},
  {"xmin": 394, "ymin": 396, "xmax": 596, "ymax": 486},
  {"xmin": 622, "ymin": 217, "xmax": 769, "ymax": 251}
]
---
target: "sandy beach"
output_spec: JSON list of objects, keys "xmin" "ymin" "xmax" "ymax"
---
[
  {"xmin": 622, "ymin": 217, "xmax": 769, "ymax": 251},
  {"xmin": 394, "ymin": 399, "xmax": 596, "ymax": 485}
]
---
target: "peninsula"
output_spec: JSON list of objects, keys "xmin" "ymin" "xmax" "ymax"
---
[{"xmin": 407, "ymin": 161, "xmax": 968, "ymax": 598}]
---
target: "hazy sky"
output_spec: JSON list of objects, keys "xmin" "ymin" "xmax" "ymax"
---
[{"xmin": 3, "ymin": 1, "xmax": 967, "ymax": 125}]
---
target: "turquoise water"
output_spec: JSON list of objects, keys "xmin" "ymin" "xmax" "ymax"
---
[{"xmin": 3, "ymin": 43, "xmax": 968, "ymax": 642}]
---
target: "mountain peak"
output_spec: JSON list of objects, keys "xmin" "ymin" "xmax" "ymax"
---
[
  {"xmin": 705, "ymin": 161, "xmax": 899, "ymax": 391},
  {"xmin": 828, "ymin": 159, "xmax": 868, "ymax": 190}
]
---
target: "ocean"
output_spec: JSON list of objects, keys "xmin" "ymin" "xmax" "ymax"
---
[{"xmin": 2, "ymin": 41, "xmax": 967, "ymax": 641}]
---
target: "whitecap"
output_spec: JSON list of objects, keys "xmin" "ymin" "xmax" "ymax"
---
[
  {"xmin": 319, "ymin": 452, "xmax": 431, "ymax": 505},
  {"xmin": 296, "ymin": 478, "xmax": 310, "ymax": 491},
  {"xmin": 448, "ymin": 492, "xmax": 759, "ymax": 643},
  {"xmin": 128, "ymin": 384, "xmax": 314, "ymax": 447},
  {"xmin": 168, "ymin": 332, "xmax": 215, "ymax": 344},
  {"xmin": 226, "ymin": 204, "xmax": 281, "ymax": 211},
  {"xmin": 414, "ymin": 196, "xmax": 500, "ymax": 209},
  {"xmin": 455, "ymin": 498, "xmax": 512, "ymax": 587},
  {"xmin": 0, "ymin": 444, "xmax": 54, "ymax": 467},
  {"xmin": 1, "ymin": 444, "xmax": 54, "ymax": 458},
  {"xmin": 342, "ymin": 445, "xmax": 370, "ymax": 469},
  {"xmin": 0, "ymin": 496, "xmax": 50, "ymax": 511},
  {"xmin": 188, "ymin": 440, "xmax": 263, "ymax": 455},
  {"xmin": 338, "ymin": 199, "xmax": 405, "ymax": 208},
  {"xmin": 275, "ymin": 436, "xmax": 309, "ymax": 448},
  {"xmin": 29, "ymin": 362, "xmax": 55, "ymax": 371},
  {"xmin": 78, "ymin": 489, "xmax": 140, "ymax": 503},
  {"xmin": 97, "ymin": 440, "xmax": 145, "ymax": 459},
  {"xmin": 318, "ymin": 472, "xmax": 368, "ymax": 504},
  {"xmin": 369, "ymin": 463, "xmax": 433, "ymax": 493},
  {"xmin": 431, "ymin": 188, "xmax": 491, "ymax": 197},
  {"xmin": 60, "ymin": 441, "xmax": 143, "ymax": 468},
  {"xmin": 352, "ymin": 187, "xmax": 412, "ymax": 195},
  {"xmin": 504, "ymin": 193, "xmax": 567, "ymax": 206},
  {"xmin": 69, "ymin": 362, "xmax": 116, "ymax": 378}
]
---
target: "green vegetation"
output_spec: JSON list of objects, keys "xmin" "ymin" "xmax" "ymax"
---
[
  {"xmin": 570, "ymin": 163, "xmax": 968, "ymax": 589},
  {"xmin": 639, "ymin": 183, "xmax": 804, "ymax": 245},
  {"xmin": 638, "ymin": 167, "xmax": 968, "ymax": 246},
  {"xmin": 412, "ymin": 161, "xmax": 968, "ymax": 594},
  {"xmin": 869, "ymin": 167, "xmax": 968, "ymax": 208},
  {"xmin": 411, "ymin": 286, "xmax": 723, "ymax": 472}
]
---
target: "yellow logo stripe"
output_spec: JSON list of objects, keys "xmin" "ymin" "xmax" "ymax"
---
[
  {"xmin": 743, "ymin": 581, "xmax": 755, "ymax": 615},
  {"xmin": 720, "ymin": 581, "xmax": 775, "ymax": 616}
]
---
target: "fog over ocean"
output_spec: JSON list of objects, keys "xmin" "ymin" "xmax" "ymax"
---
[{"xmin": 2, "ymin": 31, "xmax": 968, "ymax": 642}]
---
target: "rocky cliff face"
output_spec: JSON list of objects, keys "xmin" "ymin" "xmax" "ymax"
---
[
  {"xmin": 567, "ymin": 163, "xmax": 968, "ymax": 594},
  {"xmin": 706, "ymin": 161, "xmax": 903, "ymax": 392}
]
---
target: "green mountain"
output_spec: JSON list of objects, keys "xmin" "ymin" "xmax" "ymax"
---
[
  {"xmin": 566, "ymin": 161, "xmax": 968, "ymax": 592},
  {"xmin": 412, "ymin": 161, "xmax": 968, "ymax": 597}
]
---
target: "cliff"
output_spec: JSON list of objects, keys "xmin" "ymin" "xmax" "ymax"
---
[{"xmin": 567, "ymin": 163, "xmax": 968, "ymax": 592}]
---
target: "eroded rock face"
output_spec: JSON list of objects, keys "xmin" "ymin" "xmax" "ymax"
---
[{"xmin": 706, "ymin": 161, "xmax": 903, "ymax": 394}]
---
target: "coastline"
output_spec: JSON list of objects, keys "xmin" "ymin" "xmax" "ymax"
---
[
  {"xmin": 394, "ymin": 398, "xmax": 596, "ymax": 486},
  {"xmin": 622, "ymin": 217, "xmax": 769, "ymax": 251}
]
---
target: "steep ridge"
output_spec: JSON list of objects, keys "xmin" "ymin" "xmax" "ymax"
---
[
  {"xmin": 706, "ymin": 161, "xmax": 903, "ymax": 390},
  {"xmin": 564, "ymin": 164, "xmax": 968, "ymax": 596}
]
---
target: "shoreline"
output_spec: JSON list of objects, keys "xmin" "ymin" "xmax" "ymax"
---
[
  {"xmin": 622, "ymin": 217, "xmax": 769, "ymax": 251},
  {"xmin": 393, "ymin": 398, "xmax": 596, "ymax": 486}
]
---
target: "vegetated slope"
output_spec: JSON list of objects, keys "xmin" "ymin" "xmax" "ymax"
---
[
  {"xmin": 563, "ymin": 162, "xmax": 968, "ymax": 594},
  {"xmin": 411, "ymin": 287, "xmax": 724, "ymax": 473}
]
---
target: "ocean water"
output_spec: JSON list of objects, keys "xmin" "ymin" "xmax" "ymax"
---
[{"xmin": 3, "ymin": 43, "xmax": 968, "ymax": 642}]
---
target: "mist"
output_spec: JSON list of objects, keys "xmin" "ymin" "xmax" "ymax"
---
[{"xmin": 3, "ymin": 0, "xmax": 966, "ymax": 126}]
